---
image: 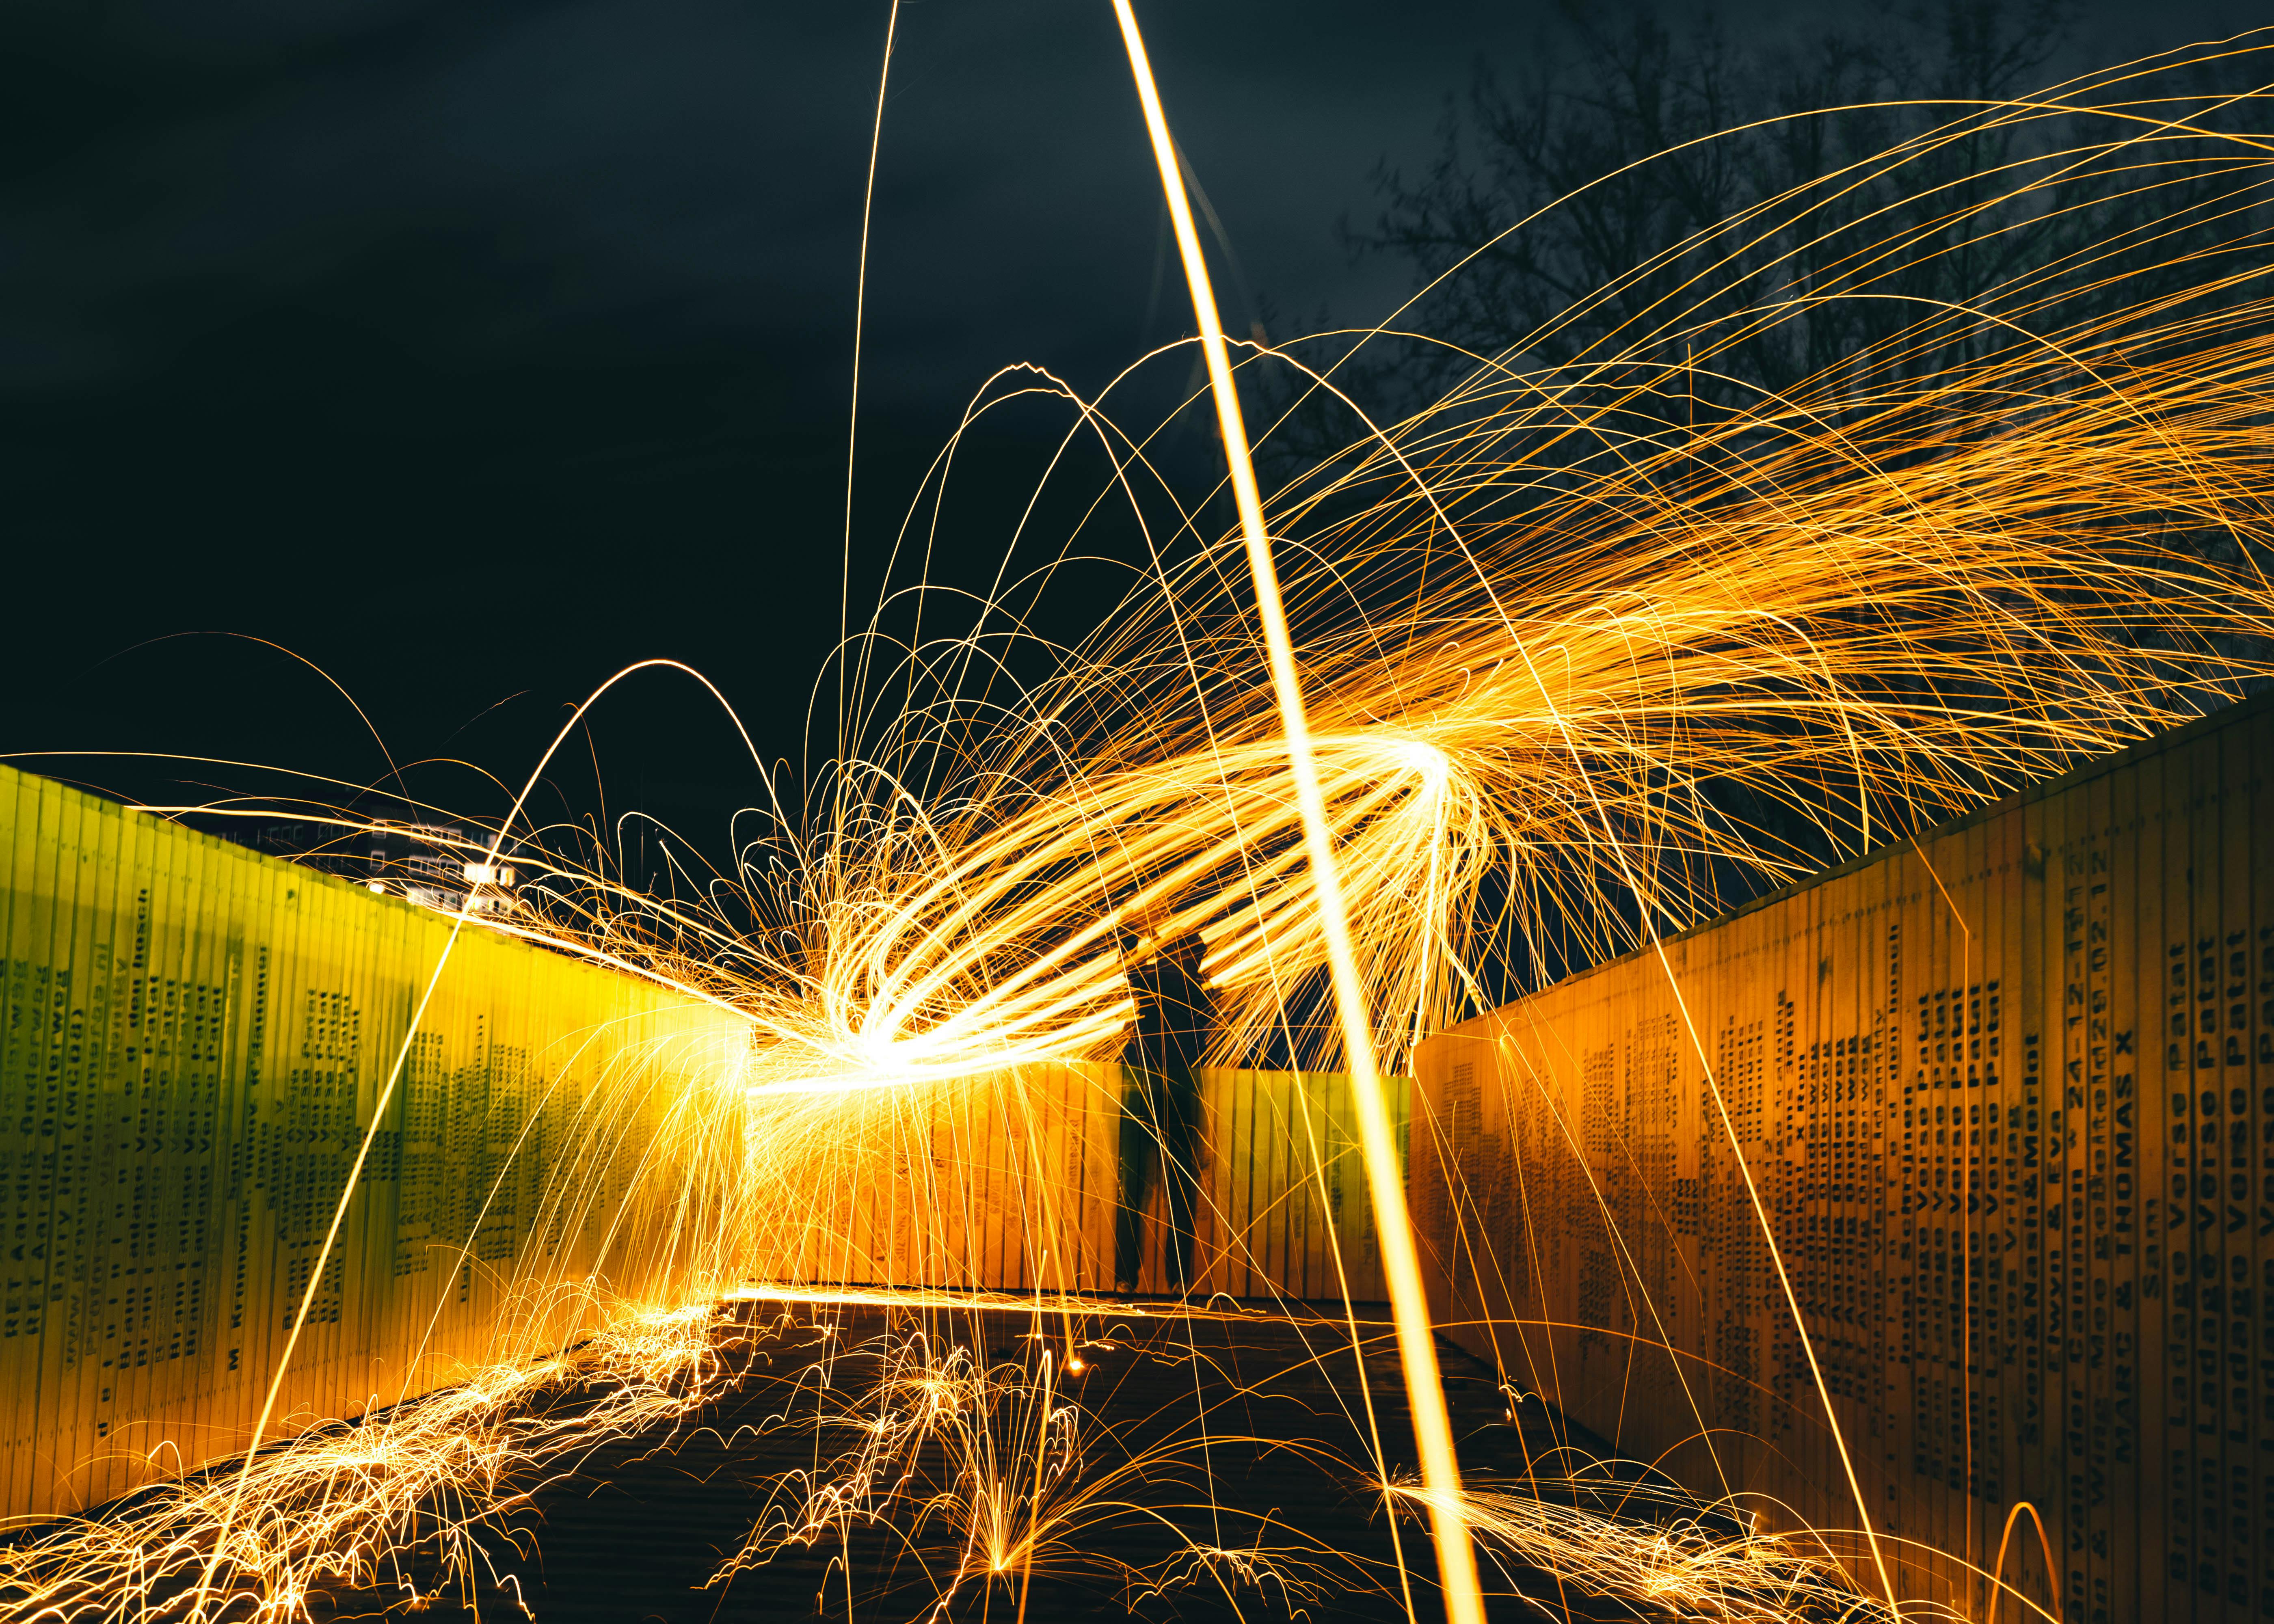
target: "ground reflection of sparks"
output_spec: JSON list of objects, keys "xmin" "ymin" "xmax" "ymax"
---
[
  {"xmin": 1126, "ymin": 1542, "xmax": 1335, "ymax": 1613},
  {"xmin": 1381, "ymin": 1470, "xmax": 2050, "ymax": 1624},
  {"xmin": 709, "ymin": 1333, "xmax": 1087, "ymax": 1616},
  {"xmin": 707, "ymin": 1326, "xmax": 1360, "ymax": 1624},
  {"xmin": 0, "ymin": 1296, "xmax": 740, "ymax": 1622}
]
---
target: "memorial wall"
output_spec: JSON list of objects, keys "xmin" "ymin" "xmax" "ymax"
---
[
  {"xmin": 0, "ymin": 765, "xmax": 748, "ymax": 1521},
  {"xmin": 1412, "ymin": 691, "xmax": 2272, "ymax": 1624}
]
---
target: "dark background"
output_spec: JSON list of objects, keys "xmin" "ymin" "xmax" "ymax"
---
[{"xmin": 0, "ymin": 0, "xmax": 2250, "ymax": 876}]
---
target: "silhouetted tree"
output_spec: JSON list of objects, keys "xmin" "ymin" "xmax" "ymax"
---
[{"xmin": 1309, "ymin": 1, "xmax": 2263, "ymax": 432}]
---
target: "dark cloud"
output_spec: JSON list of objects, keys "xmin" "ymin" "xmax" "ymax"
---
[{"xmin": 0, "ymin": 0, "xmax": 2254, "ymax": 850}]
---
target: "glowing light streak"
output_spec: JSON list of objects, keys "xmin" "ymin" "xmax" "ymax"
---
[
  {"xmin": 1382, "ymin": 1473, "xmax": 1913, "ymax": 1624},
  {"xmin": 1105, "ymin": 10, "xmax": 1488, "ymax": 1624}
]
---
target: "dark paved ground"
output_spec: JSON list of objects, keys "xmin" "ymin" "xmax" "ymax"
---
[{"xmin": 304, "ymin": 1297, "xmax": 1649, "ymax": 1624}]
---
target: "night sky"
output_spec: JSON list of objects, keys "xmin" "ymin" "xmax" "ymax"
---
[{"xmin": 0, "ymin": 0, "xmax": 2252, "ymax": 866}]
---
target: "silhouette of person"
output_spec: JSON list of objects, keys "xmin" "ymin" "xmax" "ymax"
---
[{"xmin": 1115, "ymin": 925, "xmax": 1212, "ymax": 1295}]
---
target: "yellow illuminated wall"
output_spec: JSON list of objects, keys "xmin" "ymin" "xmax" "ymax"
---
[
  {"xmin": 0, "ymin": 765, "xmax": 747, "ymax": 1522},
  {"xmin": 762, "ymin": 1061, "xmax": 1405, "ymax": 1304},
  {"xmin": 1413, "ymin": 691, "xmax": 2273, "ymax": 1620}
]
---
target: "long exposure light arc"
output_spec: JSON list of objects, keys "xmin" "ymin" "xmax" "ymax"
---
[
  {"xmin": 841, "ymin": 0, "xmax": 904, "ymax": 785},
  {"xmin": 1104, "ymin": 8, "xmax": 1487, "ymax": 1623},
  {"xmin": 199, "ymin": 654, "xmax": 782, "ymax": 1624}
]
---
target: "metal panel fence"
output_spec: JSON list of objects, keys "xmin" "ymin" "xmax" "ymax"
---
[
  {"xmin": 1412, "ymin": 691, "xmax": 2273, "ymax": 1624},
  {"xmin": 761, "ymin": 1061, "xmax": 1401, "ymax": 1304},
  {"xmin": 0, "ymin": 765, "xmax": 748, "ymax": 1522}
]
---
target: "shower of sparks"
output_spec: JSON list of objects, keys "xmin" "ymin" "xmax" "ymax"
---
[
  {"xmin": 706, "ymin": 1326, "xmax": 1368, "ymax": 1620},
  {"xmin": 9, "ymin": 29, "xmax": 2274, "ymax": 1624},
  {"xmin": 0, "ymin": 1297, "xmax": 742, "ymax": 1622},
  {"xmin": 1381, "ymin": 1473, "xmax": 1939, "ymax": 1624}
]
